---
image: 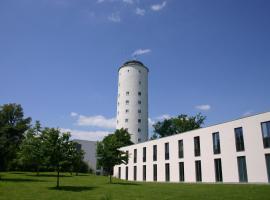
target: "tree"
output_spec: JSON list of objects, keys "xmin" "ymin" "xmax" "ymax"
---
[
  {"xmin": 97, "ymin": 128, "xmax": 133, "ymax": 183},
  {"xmin": 0, "ymin": 104, "xmax": 31, "ymax": 171},
  {"xmin": 152, "ymin": 113, "xmax": 206, "ymax": 138},
  {"xmin": 17, "ymin": 121, "xmax": 44, "ymax": 175},
  {"xmin": 67, "ymin": 141, "xmax": 85, "ymax": 176},
  {"xmin": 41, "ymin": 128, "xmax": 73, "ymax": 188}
]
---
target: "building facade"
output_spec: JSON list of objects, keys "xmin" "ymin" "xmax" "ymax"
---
[
  {"xmin": 114, "ymin": 112, "xmax": 270, "ymax": 183},
  {"xmin": 116, "ymin": 60, "xmax": 149, "ymax": 144}
]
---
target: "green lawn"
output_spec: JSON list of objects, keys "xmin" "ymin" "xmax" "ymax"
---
[{"xmin": 0, "ymin": 172, "xmax": 269, "ymax": 200}]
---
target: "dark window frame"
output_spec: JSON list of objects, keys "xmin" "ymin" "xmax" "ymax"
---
[
  {"xmin": 133, "ymin": 166, "xmax": 137, "ymax": 181},
  {"xmin": 125, "ymin": 166, "xmax": 128, "ymax": 180},
  {"xmin": 143, "ymin": 147, "xmax": 146, "ymax": 162},
  {"xmin": 178, "ymin": 140, "xmax": 184, "ymax": 158},
  {"xmin": 237, "ymin": 156, "xmax": 248, "ymax": 183},
  {"xmin": 194, "ymin": 137, "xmax": 201, "ymax": 157},
  {"xmin": 212, "ymin": 132, "xmax": 221, "ymax": 154},
  {"xmin": 165, "ymin": 163, "xmax": 170, "ymax": 182},
  {"xmin": 134, "ymin": 149, "xmax": 137, "ymax": 163},
  {"xmin": 153, "ymin": 164, "xmax": 157, "ymax": 181},
  {"xmin": 195, "ymin": 160, "xmax": 202, "ymax": 182},
  {"xmin": 179, "ymin": 162, "xmax": 185, "ymax": 182},
  {"xmin": 153, "ymin": 145, "xmax": 157, "ymax": 161},
  {"xmin": 235, "ymin": 127, "xmax": 245, "ymax": 152},
  {"xmin": 214, "ymin": 158, "xmax": 223, "ymax": 182},
  {"xmin": 265, "ymin": 154, "xmax": 270, "ymax": 183},
  {"xmin": 143, "ymin": 165, "xmax": 146, "ymax": 181},
  {"xmin": 261, "ymin": 121, "xmax": 270, "ymax": 148},
  {"xmin": 165, "ymin": 143, "xmax": 170, "ymax": 160}
]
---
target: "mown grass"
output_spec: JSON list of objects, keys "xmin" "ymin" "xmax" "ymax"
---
[{"xmin": 0, "ymin": 172, "xmax": 269, "ymax": 200}]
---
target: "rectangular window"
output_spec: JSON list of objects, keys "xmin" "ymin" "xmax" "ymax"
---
[
  {"xmin": 195, "ymin": 161, "xmax": 202, "ymax": 182},
  {"xmin": 165, "ymin": 143, "xmax": 170, "ymax": 160},
  {"xmin": 126, "ymin": 100, "xmax": 129, "ymax": 105},
  {"xmin": 212, "ymin": 132, "xmax": 221, "ymax": 154},
  {"xmin": 126, "ymin": 91, "xmax": 129, "ymax": 96},
  {"xmin": 126, "ymin": 109, "xmax": 129, "ymax": 113},
  {"xmin": 214, "ymin": 159, "xmax": 223, "ymax": 182},
  {"xmin": 265, "ymin": 154, "xmax": 270, "ymax": 183},
  {"xmin": 125, "ymin": 119, "xmax": 128, "ymax": 123},
  {"xmin": 143, "ymin": 165, "xmax": 146, "ymax": 181},
  {"xmin": 237, "ymin": 156, "xmax": 248, "ymax": 182},
  {"xmin": 138, "ymin": 100, "xmax": 141, "ymax": 104},
  {"xmin": 261, "ymin": 121, "xmax": 270, "ymax": 148},
  {"xmin": 138, "ymin": 119, "xmax": 141, "ymax": 123},
  {"xmin": 179, "ymin": 162, "xmax": 185, "ymax": 182},
  {"xmin": 126, "ymin": 151, "xmax": 129, "ymax": 164},
  {"xmin": 118, "ymin": 167, "xmax": 121, "ymax": 179},
  {"xmin": 134, "ymin": 149, "xmax": 137, "ymax": 163},
  {"xmin": 133, "ymin": 166, "xmax": 137, "ymax": 181},
  {"xmin": 235, "ymin": 127, "xmax": 245, "ymax": 152},
  {"xmin": 153, "ymin": 145, "xmax": 157, "ymax": 161},
  {"xmin": 165, "ymin": 163, "xmax": 170, "ymax": 182},
  {"xmin": 138, "ymin": 110, "xmax": 141, "ymax": 113},
  {"xmin": 178, "ymin": 140, "xmax": 184, "ymax": 158},
  {"xmin": 125, "ymin": 166, "xmax": 128, "ymax": 180},
  {"xmin": 138, "ymin": 92, "xmax": 141, "ymax": 96},
  {"xmin": 153, "ymin": 164, "xmax": 157, "ymax": 181},
  {"xmin": 194, "ymin": 137, "xmax": 201, "ymax": 157},
  {"xmin": 143, "ymin": 147, "xmax": 146, "ymax": 162}
]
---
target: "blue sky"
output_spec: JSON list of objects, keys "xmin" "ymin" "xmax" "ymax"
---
[{"xmin": 0, "ymin": 0, "xmax": 269, "ymax": 140}]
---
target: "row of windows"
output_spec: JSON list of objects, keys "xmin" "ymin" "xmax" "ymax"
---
[
  {"xmin": 130, "ymin": 122, "xmax": 270, "ymax": 163},
  {"xmin": 117, "ymin": 100, "xmax": 142, "ymax": 106},
  {"xmin": 118, "ymin": 92, "xmax": 142, "ymax": 97},
  {"xmin": 119, "ymin": 154, "xmax": 270, "ymax": 183},
  {"xmin": 119, "ymin": 69, "xmax": 142, "ymax": 76},
  {"xmin": 118, "ymin": 81, "xmax": 142, "ymax": 87}
]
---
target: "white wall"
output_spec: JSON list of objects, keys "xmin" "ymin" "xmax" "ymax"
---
[
  {"xmin": 114, "ymin": 112, "xmax": 270, "ymax": 183},
  {"xmin": 116, "ymin": 61, "xmax": 149, "ymax": 143}
]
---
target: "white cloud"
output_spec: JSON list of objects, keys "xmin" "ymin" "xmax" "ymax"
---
[
  {"xmin": 108, "ymin": 13, "xmax": 121, "ymax": 22},
  {"xmin": 135, "ymin": 8, "xmax": 145, "ymax": 16},
  {"xmin": 243, "ymin": 110, "xmax": 253, "ymax": 117},
  {"xmin": 156, "ymin": 114, "xmax": 171, "ymax": 120},
  {"xmin": 61, "ymin": 128, "xmax": 110, "ymax": 141},
  {"xmin": 132, "ymin": 48, "xmax": 151, "ymax": 57},
  {"xmin": 151, "ymin": 1, "xmax": 167, "ymax": 11},
  {"xmin": 70, "ymin": 112, "xmax": 78, "ymax": 117},
  {"xmin": 122, "ymin": 0, "xmax": 133, "ymax": 4},
  {"xmin": 148, "ymin": 118, "xmax": 155, "ymax": 126},
  {"xmin": 97, "ymin": 0, "xmax": 105, "ymax": 3},
  {"xmin": 195, "ymin": 104, "xmax": 211, "ymax": 111},
  {"xmin": 71, "ymin": 113, "xmax": 116, "ymax": 129}
]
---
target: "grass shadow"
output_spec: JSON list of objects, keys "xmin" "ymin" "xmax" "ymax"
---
[
  {"xmin": 27, "ymin": 174, "xmax": 72, "ymax": 178},
  {"xmin": 111, "ymin": 182, "xmax": 139, "ymax": 186},
  {"xmin": 49, "ymin": 186, "xmax": 97, "ymax": 192},
  {"xmin": 1, "ymin": 178, "xmax": 47, "ymax": 182}
]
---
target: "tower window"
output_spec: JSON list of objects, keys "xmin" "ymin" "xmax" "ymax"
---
[
  {"xmin": 138, "ymin": 92, "xmax": 141, "ymax": 96},
  {"xmin": 139, "ymin": 81, "xmax": 141, "ymax": 85},
  {"xmin": 126, "ymin": 100, "xmax": 129, "ymax": 105},
  {"xmin": 126, "ymin": 109, "xmax": 129, "ymax": 113},
  {"xmin": 125, "ymin": 119, "xmax": 128, "ymax": 123},
  {"xmin": 139, "ymin": 70, "xmax": 141, "ymax": 73},
  {"xmin": 128, "ymin": 70, "xmax": 130, "ymax": 72},
  {"xmin": 138, "ymin": 119, "xmax": 141, "ymax": 123},
  {"xmin": 138, "ymin": 128, "xmax": 141, "ymax": 132},
  {"xmin": 138, "ymin": 110, "xmax": 141, "ymax": 113},
  {"xmin": 126, "ymin": 91, "xmax": 129, "ymax": 96},
  {"xmin": 138, "ymin": 100, "xmax": 141, "ymax": 104}
]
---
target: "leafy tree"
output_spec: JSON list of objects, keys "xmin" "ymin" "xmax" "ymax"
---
[
  {"xmin": 17, "ymin": 121, "xmax": 44, "ymax": 175},
  {"xmin": 41, "ymin": 128, "xmax": 73, "ymax": 188},
  {"xmin": 152, "ymin": 113, "xmax": 206, "ymax": 138},
  {"xmin": 0, "ymin": 104, "xmax": 31, "ymax": 171},
  {"xmin": 97, "ymin": 128, "xmax": 133, "ymax": 183},
  {"xmin": 67, "ymin": 141, "xmax": 85, "ymax": 176}
]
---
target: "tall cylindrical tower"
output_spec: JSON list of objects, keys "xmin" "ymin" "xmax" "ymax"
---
[{"xmin": 116, "ymin": 60, "xmax": 149, "ymax": 144}]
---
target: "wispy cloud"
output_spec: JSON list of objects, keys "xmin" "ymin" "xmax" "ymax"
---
[
  {"xmin": 135, "ymin": 8, "xmax": 146, "ymax": 16},
  {"xmin": 195, "ymin": 104, "xmax": 211, "ymax": 111},
  {"xmin": 132, "ymin": 48, "xmax": 151, "ymax": 57},
  {"xmin": 108, "ymin": 12, "xmax": 121, "ymax": 22},
  {"xmin": 155, "ymin": 114, "xmax": 171, "ymax": 120},
  {"xmin": 151, "ymin": 1, "xmax": 167, "ymax": 11},
  {"xmin": 61, "ymin": 128, "xmax": 110, "ymax": 141},
  {"xmin": 122, "ymin": 0, "xmax": 133, "ymax": 4},
  {"xmin": 243, "ymin": 110, "xmax": 253, "ymax": 117},
  {"xmin": 70, "ymin": 112, "xmax": 116, "ymax": 129}
]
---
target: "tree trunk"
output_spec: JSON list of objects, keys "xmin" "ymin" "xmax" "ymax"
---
[
  {"xmin": 57, "ymin": 169, "xmax": 60, "ymax": 189},
  {"xmin": 109, "ymin": 175, "xmax": 112, "ymax": 184}
]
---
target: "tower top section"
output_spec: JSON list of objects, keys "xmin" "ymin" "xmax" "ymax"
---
[{"xmin": 118, "ymin": 60, "xmax": 149, "ymax": 72}]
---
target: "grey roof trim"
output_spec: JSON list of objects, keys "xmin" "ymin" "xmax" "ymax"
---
[{"xmin": 118, "ymin": 60, "xmax": 149, "ymax": 72}]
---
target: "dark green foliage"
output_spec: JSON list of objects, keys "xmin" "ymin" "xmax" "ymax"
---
[
  {"xmin": 0, "ymin": 104, "xmax": 31, "ymax": 171},
  {"xmin": 152, "ymin": 113, "xmax": 206, "ymax": 138},
  {"xmin": 97, "ymin": 128, "xmax": 133, "ymax": 183}
]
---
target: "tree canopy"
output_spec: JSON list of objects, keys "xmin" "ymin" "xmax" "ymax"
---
[
  {"xmin": 97, "ymin": 128, "xmax": 133, "ymax": 183},
  {"xmin": 0, "ymin": 103, "xmax": 31, "ymax": 171},
  {"xmin": 152, "ymin": 113, "xmax": 206, "ymax": 139}
]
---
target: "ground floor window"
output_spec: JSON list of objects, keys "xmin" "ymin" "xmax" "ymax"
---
[
  {"xmin": 214, "ymin": 159, "xmax": 223, "ymax": 182},
  {"xmin": 179, "ymin": 162, "xmax": 185, "ymax": 182},
  {"xmin": 143, "ymin": 165, "xmax": 146, "ymax": 181},
  {"xmin": 265, "ymin": 154, "xmax": 270, "ymax": 183},
  {"xmin": 165, "ymin": 163, "xmax": 170, "ymax": 182},
  {"xmin": 153, "ymin": 164, "xmax": 157, "ymax": 181},
  {"xmin": 118, "ymin": 167, "xmax": 121, "ymax": 179},
  {"xmin": 195, "ymin": 161, "xmax": 202, "ymax": 182},
  {"xmin": 134, "ymin": 166, "xmax": 137, "ymax": 181},
  {"xmin": 125, "ymin": 166, "xmax": 128, "ymax": 180},
  {"xmin": 237, "ymin": 156, "xmax": 248, "ymax": 182}
]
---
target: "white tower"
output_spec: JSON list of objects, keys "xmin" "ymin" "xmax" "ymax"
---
[{"xmin": 116, "ymin": 60, "xmax": 149, "ymax": 144}]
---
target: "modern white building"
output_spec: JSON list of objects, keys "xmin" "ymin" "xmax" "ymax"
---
[
  {"xmin": 116, "ymin": 60, "xmax": 149, "ymax": 144},
  {"xmin": 114, "ymin": 110, "xmax": 270, "ymax": 183}
]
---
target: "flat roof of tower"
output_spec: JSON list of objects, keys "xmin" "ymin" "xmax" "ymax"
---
[{"xmin": 118, "ymin": 60, "xmax": 149, "ymax": 72}]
